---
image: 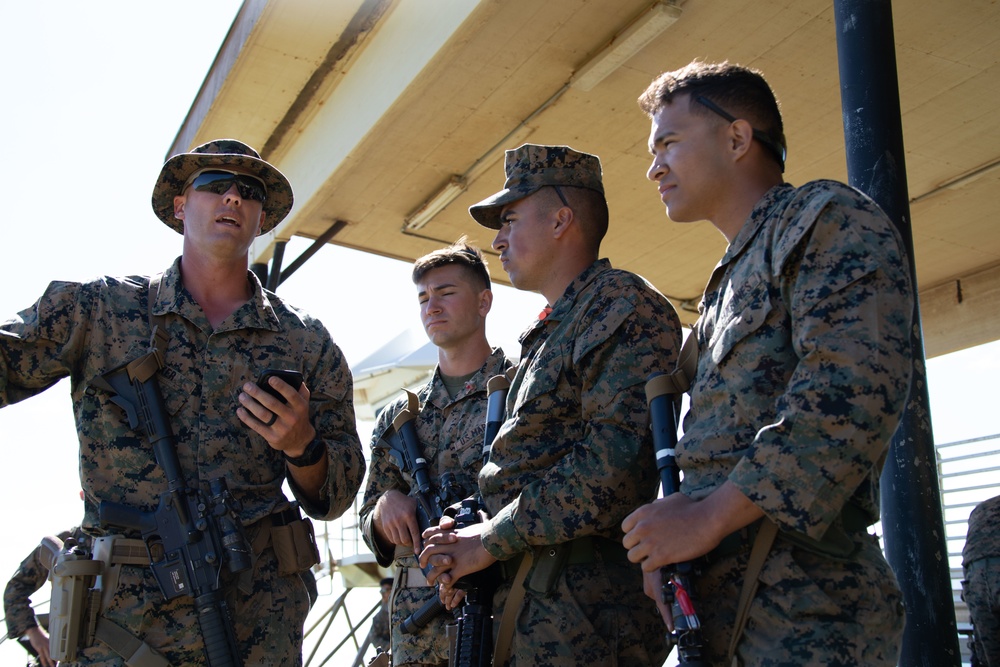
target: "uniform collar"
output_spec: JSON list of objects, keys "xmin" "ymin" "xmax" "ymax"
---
[
  {"xmin": 518, "ymin": 258, "xmax": 611, "ymax": 343},
  {"xmin": 721, "ymin": 183, "xmax": 793, "ymax": 264},
  {"xmin": 154, "ymin": 257, "xmax": 281, "ymax": 333}
]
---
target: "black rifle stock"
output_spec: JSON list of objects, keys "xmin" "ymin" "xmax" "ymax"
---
[
  {"xmin": 93, "ymin": 349, "xmax": 249, "ymax": 667},
  {"xmin": 646, "ymin": 373, "xmax": 707, "ymax": 667}
]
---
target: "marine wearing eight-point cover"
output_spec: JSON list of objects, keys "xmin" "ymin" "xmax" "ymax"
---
[{"xmin": 480, "ymin": 261, "xmax": 680, "ymax": 666}]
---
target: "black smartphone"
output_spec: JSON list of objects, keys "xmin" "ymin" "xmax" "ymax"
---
[{"xmin": 256, "ymin": 369, "xmax": 304, "ymax": 404}]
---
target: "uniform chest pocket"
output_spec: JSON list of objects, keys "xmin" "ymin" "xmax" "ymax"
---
[
  {"xmin": 513, "ymin": 341, "xmax": 566, "ymax": 411},
  {"xmin": 707, "ymin": 275, "xmax": 773, "ymax": 366},
  {"xmin": 157, "ymin": 367, "xmax": 198, "ymax": 417}
]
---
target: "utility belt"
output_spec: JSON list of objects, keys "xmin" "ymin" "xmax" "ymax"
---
[
  {"xmin": 249, "ymin": 503, "xmax": 321, "ymax": 578},
  {"xmin": 707, "ymin": 501, "xmax": 873, "ymax": 564},
  {"xmin": 46, "ymin": 505, "xmax": 319, "ymax": 666},
  {"xmin": 498, "ymin": 536, "xmax": 630, "ymax": 594}
]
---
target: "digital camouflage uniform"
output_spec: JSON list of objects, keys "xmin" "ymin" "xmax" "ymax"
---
[
  {"xmin": 678, "ymin": 181, "xmax": 913, "ymax": 666},
  {"xmin": 479, "ymin": 259, "xmax": 680, "ymax": 667},
  {"xmin": 360, "ymin": 349, "xmax": 511, "ymax": 666},
  {"xmin": 4, "ymin": 527, "xmax": 87, "ymax": 641},
  {"xmin": 0, "ymin": 258, "xmax": 365, "ymax": 666},
  {"xmin": 963, "ymin": 494, "xmax": 1000, "ymax": 666}
]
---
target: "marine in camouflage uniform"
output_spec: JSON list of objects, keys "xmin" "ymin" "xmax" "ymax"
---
[
  {"xmin": 4, "ymin": 526, "xmax": 88, "ymax": 664},
  {"xmin": 422, "ymin": 145, "xmax": 680, "ymax": 666},
  {"xmin": 624, "ymin": 61, "xmax": 912, "ymax": 665},
  {"xmin": 0, "ymin": 140, "xmax": 364, "ymax": 665},
  {"xmin": 359, "ymin": 241, "xmax": 512, "ymax": 666},
  {"xmin": 963, "ymin": 494, "xmax": 1000, "ymax": 666}
]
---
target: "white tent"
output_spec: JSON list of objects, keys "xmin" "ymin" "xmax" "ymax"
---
[{"xmin": 351, "ymin": 327, "xmax": 437, "ymax": 421}]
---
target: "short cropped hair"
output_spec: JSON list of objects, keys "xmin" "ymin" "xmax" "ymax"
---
[
  {"xmin": 412, "ymin": 237, "xmax": 491, "ymax": 291},
  {"xmin": 547, "ymin": 186, "xmax": 609, "ymax": 254},
  {"xmin": 639, "ymin": 61, "xmax": 785, "ymax": 168}
]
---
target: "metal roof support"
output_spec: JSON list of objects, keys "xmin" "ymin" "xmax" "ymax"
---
[
  {"xmin": 834, "ymin": 1, "xmax": 961, "ymax": 665},
  {"xmin": 266, "ymin": 240, "xmax": 287, "ymax": 292},
  {"xmin": 276, "ymin": 220, "xmax": 348, "ymax": 288}
]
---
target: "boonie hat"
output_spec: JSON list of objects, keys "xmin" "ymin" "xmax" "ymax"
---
[
  {"xmin": 469, "ymin": 144, "xmax": 605, "ymax": 229},
  {"xmin": 151, "ymin": 139, "xmax": 293, "ymax": 235}
]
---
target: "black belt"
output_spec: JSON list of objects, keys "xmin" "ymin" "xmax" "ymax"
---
[{"xmin": 268, "ymin": 504, "xmax": 302, "ymax": 527}]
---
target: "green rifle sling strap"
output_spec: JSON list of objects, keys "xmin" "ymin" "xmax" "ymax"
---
[
  {"xmin": 94, "ymin": 618, "xmax": 171, "ymax": 667},
  {"xmin": 492, "ymin": 549, "xmax": 533, "ymax": 666},
  {"xmin": 147, "ymin": 274, "xmax": 169, "ymax": 356},
  {"xmin": 727, "ymin": 519, "xmax": 778, "ymax": 665}
]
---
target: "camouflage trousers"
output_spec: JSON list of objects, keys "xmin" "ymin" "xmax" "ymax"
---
[
  {"xmin": 71, "ymin": 546, "xmax": 309, "ymax": 666},
  {"xmin": 963, "ymin": 556, "xmax": 1000, "ymax": 666},
  {"xmin": 693, "ymin": 530, "xmax": 904, "ymax": 666},
  {"xmin": 388, "ymin": 568, "xmax": 451, "ymax": 667},
  {"xmin": 491, "ymin": 555, "xmax": 668, "ymax": 667}
]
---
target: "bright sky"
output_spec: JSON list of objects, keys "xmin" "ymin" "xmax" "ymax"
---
[{"xmin": 1, "ymin": 2, "xmax": 998, "ymax": 661}]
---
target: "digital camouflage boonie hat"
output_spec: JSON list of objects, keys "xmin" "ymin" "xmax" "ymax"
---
[
  {"xmin": 151, "ymin": 139, "xmax": 293, "ymax": 235},
  {"xmin": 469, "ymin": 144, "xmax": 605, "ymax": 229}
]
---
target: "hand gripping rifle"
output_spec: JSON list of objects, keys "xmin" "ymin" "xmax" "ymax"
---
[
  {"xmin": 378, "ymin": 390, "xmax": 464, "ymax": 634},
  {"xmin": 91, "ymin": 346, "xmax": 250, "ymax": 667},
  {"xmin": 645, "ymin": 373, "xmax": 706, "ymax": 667},
  {"xmin": 449, "ymin": 369, "xmax": 514, "ymax": 667}
]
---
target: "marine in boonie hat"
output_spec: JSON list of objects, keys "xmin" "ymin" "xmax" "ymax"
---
[
  {"xmin": 469, "ymin": 144, "xmax": 605, "ymax": 229},
  {"xmin": 151, "ymin": 139, "xmax": 293, "ymax": 235}
]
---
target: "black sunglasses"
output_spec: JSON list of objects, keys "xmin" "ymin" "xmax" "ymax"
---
[
  {"xmin": 184, "ymin": 169, "xmax": 267, "ymax": 202},
  {"xmin": 695, "ymin": 95, "xmax": 786, "ymax": 172}
]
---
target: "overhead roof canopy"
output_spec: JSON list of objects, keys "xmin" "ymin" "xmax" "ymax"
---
[{"xmin": 171, "ymin": 0, "xmax": 1000, "ymax": 358}]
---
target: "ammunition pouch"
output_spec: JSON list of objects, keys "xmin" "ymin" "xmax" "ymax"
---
[{"xmin": 251, "ymin": 504, "xmax": 321, "ymax": 577}]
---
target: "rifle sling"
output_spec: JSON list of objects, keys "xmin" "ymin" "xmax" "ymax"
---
[
  {"xmin": 148, "ymin": 273, "xmax": 169, "ymax": 356},
  {"xmin": 492, "ymin": 549, "xmax": 533, "ymax": 666},
  {"xmin": 95, "ymin": 617, "xmax": 170, "ymax": 667},
  {"xmin": 726, "ymin": 518, "xmax": 778, "ymax": 665}
]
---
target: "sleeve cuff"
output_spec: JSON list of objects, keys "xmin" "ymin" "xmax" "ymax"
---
[{"xmin": 481, "ymin": 502, "xmax": 528, "ymax": 560}]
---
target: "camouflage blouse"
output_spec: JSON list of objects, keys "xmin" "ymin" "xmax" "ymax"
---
[
  {"xmin": 0, "ymin": 258, "xmax": 364, "ymax": 532},
  {"xmin": 479, "ymin": 259, "xmax": 682, "ymax": 560},
  {"xmin": 680, "ymin": 181, "xmax": 914, "ymax": 541}
]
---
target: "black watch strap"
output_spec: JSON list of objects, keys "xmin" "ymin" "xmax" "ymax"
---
[{"xmin": 283, "ymin": 438, "xmax": 325, "ymax": 467}]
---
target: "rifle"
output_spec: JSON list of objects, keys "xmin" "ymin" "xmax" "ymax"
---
[
  {"xmin": 386, "ymin": 371, "xmax": 512, "ymax": 667},
  {"xmin": 378, "ymin": 390, "xmax": 464, "ymax": 635},
  {"xmin": 449, "ymin": 370, "xmax": 514, "ymax": 667},
  {"xmin": 645, "ymin": 373, "xmax": 706, "ymax": 667},
  {"xmin": 91, "ymin": 347, "xmax": 250, "ymax": 667}
]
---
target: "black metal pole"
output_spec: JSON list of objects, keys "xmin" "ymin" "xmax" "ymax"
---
[
  {"xmin": 266, "ymin": 241, "xmax": 287, "ymax": 293},
  {"xmin": 833, "ymin": 1, "xmax": 961, "ymax": 665}
]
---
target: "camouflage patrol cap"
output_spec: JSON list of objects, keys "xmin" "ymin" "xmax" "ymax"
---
[
  {"xmin": 151, "ymin": 139, "xmax": 293, "ymax": 235},
  {"xmin": 469, "ymin": 144, "xmax": 605, "ymax": 229}
]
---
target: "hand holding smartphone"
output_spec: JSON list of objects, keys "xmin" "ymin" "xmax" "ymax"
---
[
  {"xmin": 253, "ymin": 369, "xmax": 303, "ymax": 426},
  {"xmin": 256, "ymin": 369, "xmax": 303, "ymax": 408}
]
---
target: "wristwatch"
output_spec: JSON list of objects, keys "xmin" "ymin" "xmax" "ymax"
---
[{"xmin": 283, "ymin": 438, "xmax": 326, "ymax": 467}]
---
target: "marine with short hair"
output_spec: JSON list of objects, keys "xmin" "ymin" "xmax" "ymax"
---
[
  {"xmin": 360, "ymin": 239, "xmax": 512, "ymax": 666},
  {"xmin": 622, "ymin": 60, "xmax": 913, "ymax": 665},
  {"xmin": 421, "ymin": 144, "xmax": 680, "ymax": 666}
]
